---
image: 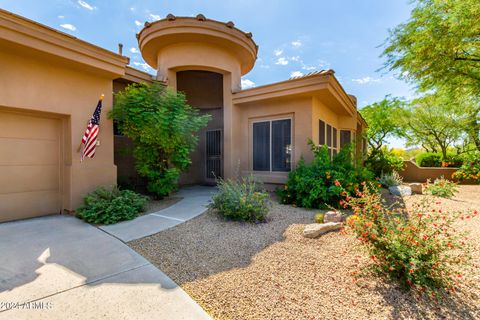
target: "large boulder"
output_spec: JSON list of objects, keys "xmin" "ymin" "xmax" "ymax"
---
[
  {"xmin": 409, "ymin": 183, "xmax": 423, "ymax": 194},
  {"xmin": 389, "ymin": 185, "xmax": 412, "ymax": 197},
  {"xmin": 303, "ymin": 222, "xmax": 342, "ymax": 238},
  {"xmin": 324, "ymin": 211, "xmax": 343, "ymax": 223}
]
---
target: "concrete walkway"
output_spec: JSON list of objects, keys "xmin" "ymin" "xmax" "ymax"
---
[
  {"xmin": 0, "ymin": 215, "xmax": 211, "ymax": 320},
  {"xmin": 100, "ymin": 186, "xmax": 216, "ymax": 242}
]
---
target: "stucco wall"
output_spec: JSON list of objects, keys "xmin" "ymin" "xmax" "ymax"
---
[
  {"xmin": 400, "ymin": 160, "xmax": 457, "ymax": 182},
  {"xmin": 0, "ymin": 49, "xmax": 117, "ymax": 210}
]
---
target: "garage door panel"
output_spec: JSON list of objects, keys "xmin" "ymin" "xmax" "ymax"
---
[
  {"xmin": 0, "ymin": 112, "xmax": 60, "ymax": 140},
  {"xmin": 0, "ymin": 165, "xmax": 59, "ymax": 194},
  {"xmin": 0, "ymin": 138, "xmax": 59, "ymax": 165},
  {"xmin": 0, "ymin": 110, "xmax": 62, "ymax": 222},
  {"xmin": 0, "ymin": 191, "xmax": 60, "ymax": 222}
]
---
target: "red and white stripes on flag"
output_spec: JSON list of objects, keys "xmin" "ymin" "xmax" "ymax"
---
[{"xmin": 81, "ymin": 98, "xmax": 103, "ymax": 161}]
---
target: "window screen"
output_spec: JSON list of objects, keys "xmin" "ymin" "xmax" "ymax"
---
[
  {"xmin": 319, "ymin": 120, "xmax": 325, "ymax": 145},
  {"xmin": 272, "ymin": 119, "xmax": 291, "ymax": 171},
  {"xmin": 333, "ymin": 128, "xmax": 338, "ymax": 148},
  {"xmin": 327, "ymin": 124, "xmax": 332, "ymax": 148},
  {"xmin": 340, "ymin": 130, "xmax": 352, "ymax": 148},
  {"xmin": 253, "ymin": 122, "xmax": 270, "ymax": 171}
]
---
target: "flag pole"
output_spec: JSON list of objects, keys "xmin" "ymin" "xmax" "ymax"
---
[{"xmin": 77, "ymin": 94, "xmax": 105, "ymax": 153}]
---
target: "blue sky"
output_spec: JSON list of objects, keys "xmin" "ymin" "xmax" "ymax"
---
[{"xmin": 1, "ymin": 0, "xmax": 415, "ymax": 147}]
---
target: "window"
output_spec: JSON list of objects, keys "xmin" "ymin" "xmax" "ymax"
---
[
  {"xmin": 253, "ymin": 119, "xmax": 292, "ymax": 172},
  {"xmin": 319, "ymin": 120, "xmax": 338, "ymax": 157},
  {"xmin": 340, "ymin": 130, "xmax": 352, "ymax": 148}
]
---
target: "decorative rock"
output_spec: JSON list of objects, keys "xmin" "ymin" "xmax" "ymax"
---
[
  {"xmin": 166, "ymin": 13, "xmax": 176, "ymax": 21},
  {"xmin": 226, "ymin": 21, "xmax": 235, "ymax": 28},
  {"xmin": 303, "ymin": 222, "xmax": 342, "ymax": 238},
  {"xmin": 389, "ymin": 185, "xmax": 412, "ymax": 197},
  {"xmin": 324, "ymin": 211, "xmax": 343, "ymax": 223},
  {"xmin": 409, "ymin": 183, "xmax": 423, "ymax": 194}
]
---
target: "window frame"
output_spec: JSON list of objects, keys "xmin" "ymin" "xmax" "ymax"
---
[{"xmin": 252, "ymin": 117, "xmax": 293, "ymax": 172}]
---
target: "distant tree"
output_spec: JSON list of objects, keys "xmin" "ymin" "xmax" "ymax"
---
[
  {"xmin": 401, "ymin": 93, "xmax": 463, "ymax": 159},
  {"xmin": 382, "ymin": 0, "xmax": 480, "ymax": 96},
  {"xmin": 359, "ymin": 96, "xmax": 405, "ymax": 153}
]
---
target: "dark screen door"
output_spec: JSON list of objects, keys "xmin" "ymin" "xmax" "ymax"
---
[{"xmin": 206, "ymin": 130, "xmax": 222, "ymax": 180}]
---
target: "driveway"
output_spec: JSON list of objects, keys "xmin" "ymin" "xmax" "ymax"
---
[{"xmin": 0, "ymin": 215, "xmax": 211, "ymax": 320}]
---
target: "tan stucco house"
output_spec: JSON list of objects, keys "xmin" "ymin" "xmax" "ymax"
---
[{"xmin": 0, "ymin": 10, "xmax": 367, "ymax": 222}]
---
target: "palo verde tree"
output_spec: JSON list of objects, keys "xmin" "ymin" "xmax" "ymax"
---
[
  {"xmin": 400, "ymin": 93, "xmax": 463, "ymax": 159},
  {"xmin": 382, "ymin": 0, "xmax": 480, "ymax": 96},
  {"xmin": 382, "ymin": 0, "xmax": 480, "ymax": 152},
  {"xmin": 359, "ymin": 95, "xmax": 405, "ymax": 153},
  {"xmin": 110, "ymin": 82, "xmax": 210, "ymax": 197},
  {"xmin": 359, "ymin": 96, "xmax": 405, "ymax": 176}
]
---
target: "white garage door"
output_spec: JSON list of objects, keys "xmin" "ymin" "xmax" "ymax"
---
[{"xmin": 0, "ymin": 109, "xmax": 62, "ymax": 222}]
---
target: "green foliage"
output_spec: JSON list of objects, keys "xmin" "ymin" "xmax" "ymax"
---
[
  {"xmin": 346, "ymin": 184, "xmax": 476, "ymax": 294},
  {"xmin": 359, "ymin": 96, "xmax": 406, "ymax": 153},
  {"xmin": 383, "ymin": 0, "xmax": 480, "ymax": 153},
  {"xmin": 277, "ymin": 142, "xmax": 374, "ymax": 209},
  {"xmin": 453, "ymin": 153, "xmax": 480, "ymax": 183},
  {"xmin": 378, "ymin": 171, "xmax": 403, "ymax": 187},
  {"xmin": 416, "ymin": 152, "xmax": 442, "ymax": 167},
  {"xmin": 76, "ymin": 186, "xmax": 147, "ymax": 224},
  {"xmin": 416, "ymin": 152, "xmax": 464, "ymax": 168},
  {"xmin": 314, "ymin": 213, "xmax": 325, "ymax": 224},
  {"xmin": 400, "ymin": 94, "xmax": 464, "ymax": 158},
  {"xmin": 209, "ymin": 176, "xmax": 271, "ymax": 222},
  {"xmin": 365, "ymin": 148, "xmax": 404, "ymax": 177},
  {"xmin": 425, "ymin": 178, "xmax": 458, "ymax": 199},
  {"xmin": 110, "ymin": 83, "xmax": 210, "ymax": 197},
  {"xmin": 382, "ymin": 0, "xmax": 480, "ymax": 96}
]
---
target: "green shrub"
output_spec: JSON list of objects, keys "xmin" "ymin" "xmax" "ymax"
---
[
  {"xmin": 76, "ymin": 186, "xmax": 147, "ymax": 224},
  {"xmin": 424, "ymin": 177, "xmax": 458, "ymax": 198},
  {"xmin": 416, "ymin": 152, "xmax": 442, "ymax": 167},
  {"xmin": 378, "ymin": 171, "xmax": 403, "ymax": 187},
  {"xmin": 346, "ymin": 184, "xmax": 476, "ymax": 293},
  {"xmin": 277, "ymin": 142, "xmax": 374, "ymax": 209},
  {"xmin": 442, "ymin": 153, "xmax": 463, "ymax": 168},
  {"xmin": 314, "ymin": 213, "xmax": 325, "ymax": 223},
  {"xmin": 365, "ymin": 148, "xmax": 404, "ymax": 177},
  {"xmin": 110, "ymin": 83, "xmax": 210, "ymax": 198},
  {"xmin": 210, "ymin": 176, "xmax": 271, "ymax": 222},
  {"xmin": 453, "ymin": 153, "xmax": 480, "ymax": 183}
]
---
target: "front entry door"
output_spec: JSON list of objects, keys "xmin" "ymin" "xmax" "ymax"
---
[{"xmin": 205, "ymin": 129, "xmax": 222, "ymax": 182}]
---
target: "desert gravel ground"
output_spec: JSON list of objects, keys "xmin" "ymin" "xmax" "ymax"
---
[
  {"xmin": 129, "ymin": 185, "xmax": 480, "ymax": 320},
  {"xmin": 139, "ymin": 196, "xmax": 182, "ymax": 216}
]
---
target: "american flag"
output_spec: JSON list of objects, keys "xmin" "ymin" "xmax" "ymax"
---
[{"xmin": 81, "ymin": 98, "xmax": 102, "ymax": 161}]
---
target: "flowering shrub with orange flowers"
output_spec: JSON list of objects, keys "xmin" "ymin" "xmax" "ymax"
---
[
  {"xmin": 452, "ymin": 156, "xmax": 480, "ymax": 184},
  {"xmin": 345, "ymin": 183, "xmax": 477, "ymax": 293}
]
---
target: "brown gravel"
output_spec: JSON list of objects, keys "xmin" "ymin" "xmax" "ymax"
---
[
  {"xmin": 139, "ymin": 196, "xmax": 183, "ymax": 216},
  {"xmin": 129, "ymin": 185, "xmax": 480, "ymax": 320}
]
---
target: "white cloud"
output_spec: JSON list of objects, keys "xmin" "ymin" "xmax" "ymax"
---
[
  {"xmin": 274, "ymin": 49, "xmax": 283, "ymax": 56},
  {"xmin": 241, "ymin": 78, "xmax": 256, "ymax": 89},
  {"xmin": 301, "ymin": 65, "xmax": 316, "ymax": 71},
  {"xmin": 133, "ymin": 61, "xmax": 155, "ymax": 74},
  {"xmin": 275, "ymin": 57, "xmax": 289, "ymax": 65},
  {"xmin": 148, "ymin": 13, "xmax": 161, "ymax": 21},
  {"xmin": 351, "ymin": 76, "xmax": 381, "ymax": 84},
  {"xmin": 317, "ymin": 59, "xmax": 331, "ymax": 68},
  {"xmin": 130, "ymin": 7, "xmax": 135, "ymax": 12},
  {"xmin": 134, "ymin": 20, "xmax": 142, "ymax": 26},
  {"xmin": 130, "ymin": 47, "xmax": 139, "ymax": 53},
  {"xmin": 77, "ymin": 0, "xmax": 95, "ymax": 11},
  {"xmin": 290, "ymin": 56, "xmax": 300, "ymax": 62},
  {"xmin": 291, "ymin": 40, "xmax": 302, "ymax": 48},
  {"xmin": 290, "ymin": 71, "xmax": 304, "ymax": 78},
  {"xmin": 58, "ymin": 15, "xmax": 65, "ymax": 19},
  {"xmin": 60, "ymin": 23, "xmax": 76, "ymax": 31}
]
